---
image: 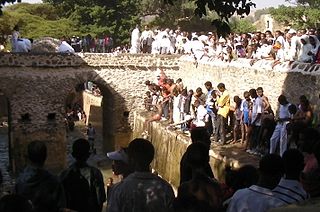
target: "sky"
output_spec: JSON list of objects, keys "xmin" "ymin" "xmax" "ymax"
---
[{"xmin": 20, "ymin": 0, "xmax": 293, "ymax": 9}]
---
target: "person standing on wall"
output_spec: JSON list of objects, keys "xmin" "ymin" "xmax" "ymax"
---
[
  {"xmin": 86, "ymin": 123, "xmax": 96, "ymax": 154},
  {"xmin": 214, "ymin": 83, "xmax": 230, "ymax": 145}
]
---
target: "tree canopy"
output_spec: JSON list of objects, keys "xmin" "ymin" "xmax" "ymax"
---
[
  {"xmin": 285, "ymin": 0, "xmax": 320, "ymax": 7},
  {"xmin": 270, "ymin": 5, "xmax": 320, "ymax": 29}
]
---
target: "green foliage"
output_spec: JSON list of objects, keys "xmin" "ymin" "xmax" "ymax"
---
[
  {"xmin": 270, "ymin": 6, "xmax": 320, "ymax": 29},
  {"xmin": 0, "ymin": 4, "xmax": 75, "ymax": 39},
  {"xmin": 229, "ymin": 18, "xmax": 256, "ymax": 34},
  {"xmin": 43, "ymin": 0, "xmax": 141, "ymax": 45},
  {"xmin": 285, "ymin": 0, "xmax": 320, "ymax": 7}
]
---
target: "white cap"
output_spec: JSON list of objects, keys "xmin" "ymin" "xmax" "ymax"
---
[
  {"xmin": 106, "ymin": 149, "xmax": 128, "ymax": 163},
  {"xmin": 288, "ymin": 29, "xmax": 297, "ymax": 34}
]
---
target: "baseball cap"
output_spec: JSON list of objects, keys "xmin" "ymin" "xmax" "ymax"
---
[{"xmin": 106, "ymin": 148, "xmax": 128, "ymax": 164}]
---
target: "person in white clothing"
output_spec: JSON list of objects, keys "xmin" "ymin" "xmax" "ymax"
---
[
  {"xmin": 130, "ymin": 25, "xmax": 140, "ymax": 54},
  {"xmin": 58, "ymin": 41, "xmax": 75, "ymax": 53},
  {"xmin": 298, "ymin": 35, "xmax": 313, "ymax": 62},
  {"xmin": 192, "ymin": 99, "xmax": 207, "ymax": 127},
  {"xmin": 15, "ymin": 38, "xmax": 32, "ymax": 52},
  {"xmin": 269, "ymin": 95, "xmax": 291, "ymax": 157}
]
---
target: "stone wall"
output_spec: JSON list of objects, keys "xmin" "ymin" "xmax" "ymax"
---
[
  {"xmin": 133, "ymin": 112, "xmax": 253, "ymax": 188},
  {"xmin": 0, "ymin": 52, "xmax": 320, "ymax": 173}
]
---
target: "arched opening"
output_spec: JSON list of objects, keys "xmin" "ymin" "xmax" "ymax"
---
[
  {"xmin": 64, "ymin": 81, "xmax": 116, "ymax": 164},
  {"xmin": 0, "ymin": 91, "xmax": 14, "ymax": 190}
]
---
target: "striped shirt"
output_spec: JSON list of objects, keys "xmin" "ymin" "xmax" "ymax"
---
[{"xmin": 273, "ymin": 178, "xmax": 309, "ymax": 204}]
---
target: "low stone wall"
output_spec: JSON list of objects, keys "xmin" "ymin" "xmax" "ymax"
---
[{"xmin": 133, "ymin": 112, "xmax": 254, "ymax": 188}]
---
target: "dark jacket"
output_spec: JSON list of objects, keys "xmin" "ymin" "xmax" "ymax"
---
[{"xmin": 15, "ymin": 166, "xmax": 66, "ymax": 212}]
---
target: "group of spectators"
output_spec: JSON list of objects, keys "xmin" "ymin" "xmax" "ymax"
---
[
  {"xmin": 131, "ymin": 25, "xmax": 320, "ymax": 67},
  {"xmin": 143, "ymin": 69, "xmax": 318, "ymax": 159}
]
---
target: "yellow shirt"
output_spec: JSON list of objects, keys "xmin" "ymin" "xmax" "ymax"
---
[{"xmin": 217, "ymin": 90, "xmax": 230, "ymax": 118}]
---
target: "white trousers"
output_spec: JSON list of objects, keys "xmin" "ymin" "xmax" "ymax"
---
[{"xmin": 269, "ymin": 123, "xmax": 288, "ymax": 157}]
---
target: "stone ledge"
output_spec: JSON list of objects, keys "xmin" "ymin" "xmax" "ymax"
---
[{"xmin": 133, "ymin": 111, "xmax": 259, "ymax": 187}]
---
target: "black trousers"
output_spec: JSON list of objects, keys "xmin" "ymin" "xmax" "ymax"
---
[{"xmin": 214, "ymin": 114, "xmax": 226, "ymax": 144}]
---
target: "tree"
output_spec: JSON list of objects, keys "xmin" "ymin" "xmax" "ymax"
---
[
  {"xmin": 285, "ymin": 0, "xmax": 320, "ymax": 7},
  {"xmin": 229, "ymin": 18, "xmax": 256, "ymax": 34},
  {"xmin": 43, "ymin": 0, "xmax": 140, "ymax": 45},
  {"xmin": 270, "ymin": 6, "xmax": 320, "ymax": 29}
]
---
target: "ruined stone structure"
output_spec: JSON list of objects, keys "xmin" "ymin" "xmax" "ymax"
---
[{"xmin": 0, "ymin": 52, "xmax": 319, "ymax": 173}]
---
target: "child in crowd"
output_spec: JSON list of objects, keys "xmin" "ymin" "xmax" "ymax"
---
[
  {"xmin": 241, "ymin": 91, "xmax": 252, "ymax": 149},
  {"xmin": 231, "ymin": 96, "xmax": 243, "ymax": 144},
  {"xmin": 144, "ymin": 91, "xmax": 153, "ymax": 111}
]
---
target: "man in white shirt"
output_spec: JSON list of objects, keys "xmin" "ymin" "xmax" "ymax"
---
[
  {"xmin": 58, "ymin": 41, "xmax": 75, "ymax": 53},
  {"xmin": 248, "ymin": 88, "xmax": 264, "ymax": 153},
  {"xmin": 269, "ymin": 95, "xmax": 291, "ymax": 156},
  {"xmin": 227, "ymin": 154, "xmax": 285, "ymax": 212},
  {"xmin": 192, "ymin": 99, "xmax": 207, "ymax": 127},
  {"xmin": 140, "ymin": 25, "xmax": 153, "ymax": 53}
]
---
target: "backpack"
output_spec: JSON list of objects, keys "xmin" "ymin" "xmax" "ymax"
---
[{"xmin": 62, "ymin": 167, "xmax": 99, "ymax": 212}]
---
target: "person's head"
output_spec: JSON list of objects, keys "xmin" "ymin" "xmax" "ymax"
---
[
  {"xmin": 145, "ymin": 80, "xmax": 151, "ymax": 86},
  {"xmin": 176, "ymin": 78, "xmax": 182, "ymax": 84},
  {"xmin": 249, "ymin": 88, "xmax": 257, "ymax": 98},
  {"xmin": 88, "ymin": 123, "xmax": 92, "ymax": 127},
  {"xmin": 13, "ymin": 25, "xmax": 19, "ymax": 31},
  {"xmin": 309, "ymin": 35, "xmax": 317, "ymax": 46},
  {"xmin": 256, "ymin": 87, "xmax": 264, "ymax": 97},
  {"xmin": 299, "ymin": 97, "xmax": 310, "ymax": 112},
  {"xmin": 225, "ymin": 165, "xmax": 258, "ymax": 191},
  {"xmin": 190, "ymin": 127, "xmax": 210, "ymax": 148},
  {"xmin": 181, "ymin": 89, "xmax": 188, "ymax": 97},
  {"xmin": 27, "ymin": 141, "xmax": 47, "ymax": 167},
  {"xmin": 244, "ymin": 91, "xmax": 251, "ymax": 101},
  {"xmin": 288, "ymin": 104, "xmax": 297, "ymax": 115},
  {"xmin": 278, "ymin": 95, "xmax": 288, "ymax": 105},
  {"xmin": 204, "ymin": 81, "xmax": 212, "ymax": 91},
  {"xmin": 107, "ymin": 148, "xmax": 132, "ymax": 177},
  {"xmin": 188, "ymin": 89, "xmax": 194, "ymax": 96},
  {"xmin": 233, "ymin": 96, "xmax": 242, "ymax": 107},
  {"xmin": 72, "ymin": 138, "xmax": 90, "ymax": 162},
  {"xmin": 282, "ymin": 149, "xmax": 304, "ymax": 180},
  {"xmin": 217, "ymin": 83, "xmax": 225, "ymax": 92},
  {"xmin": 128, "ymin": 138, "xmax": 154, "ymax": 171},
  {"xmin": 258, "ymin": 154, "xmax": 284, "ymax": 189},
  {"xmin": 211, "ymin": 90, "xmax": 217, "ymax": 99},
  {"xmin": 185, "ymin": 142, "xmax": 210, "ymax": 171},
  {"xmin": 0, "ymin": 194, "xmax": 33, "ymax": 212},
  {"xmin": 145, "ymin": 91, "xmax": 151, "ymax": 97},
  {"xmin": 300, "ymin": 35, "xmax": 309, "ymax": 45},
  {"xmin": 195, "ymin": 87, "xmax": 202, "ymax": 95}
]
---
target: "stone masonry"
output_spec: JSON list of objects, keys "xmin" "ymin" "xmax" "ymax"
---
[{"xmin": 0, "ymin": 52, "xmax": 319, "ymax": 173}]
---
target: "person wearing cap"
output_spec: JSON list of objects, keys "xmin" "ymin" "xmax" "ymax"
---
[
  {"xmin": 107, "ymin": 138, "xmax": 174, "ymax": 212},
  {"xmin": 107, "ymin": 148, "xmax": 132, "ymax": 179},
  {"xmin": 227, "ymin": 154, "xmax": 285, "ymax": 212}
]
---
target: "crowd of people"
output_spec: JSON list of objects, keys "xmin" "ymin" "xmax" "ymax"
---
[
  {"xmin": 131, "ymin": 25, "xmax": 320, "ymax": 67},
  {"xmin": 6, "ymin": 23, "xmax": 320, "ymax": 66},
  {"xmin": 143, "ymin": 69, "xmax": 318, "ymax": 158},
  {"xmin": 1, "ymin": 129, "xmax": 320, "ymax": 211}
]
